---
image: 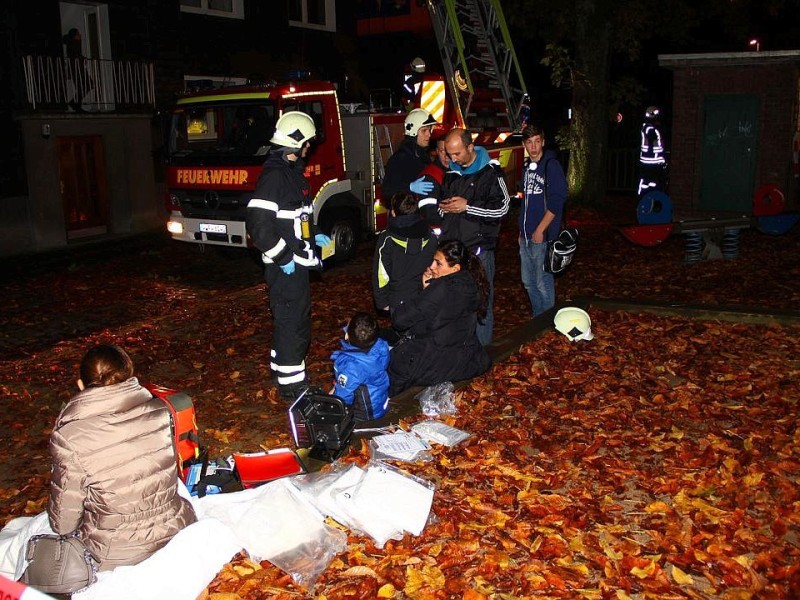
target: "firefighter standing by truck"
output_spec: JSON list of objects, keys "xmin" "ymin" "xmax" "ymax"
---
[
  {"xmin": 246, "ymin": 112, "xmax": 332, "ymax": 401},
  {"xmin": 382, "ymin": 108, "xmax": 438, "ymax": 203}
]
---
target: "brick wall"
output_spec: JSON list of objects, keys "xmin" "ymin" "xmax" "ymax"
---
[{"xmin": 669, "ymin": 62, "xmax": 799, "ymax": 213}]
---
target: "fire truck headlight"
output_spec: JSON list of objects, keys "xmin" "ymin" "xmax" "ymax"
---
[{"xmin": 167, "ymin": 220, "xmax": 184, "ymax": 235}]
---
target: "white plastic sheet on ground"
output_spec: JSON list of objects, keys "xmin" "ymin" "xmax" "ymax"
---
[
  {"xmin": 196, "ymin": 478, "xmax": 346, "ymax": 590},
  {"xmin": 0, "ymin": 478, "xmax": 347, "ymax": 597},
  {"xmin": 292, "ymin": 461, "xmax": 435, "ymax": 548}
]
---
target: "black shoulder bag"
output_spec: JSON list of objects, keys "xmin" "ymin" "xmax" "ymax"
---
[{"xmin": 542, "ymin": 159, "xmax": 578, "ymax": 274}]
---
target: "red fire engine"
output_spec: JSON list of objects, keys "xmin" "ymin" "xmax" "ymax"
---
[
  {"xmin": 164, "ymin": 78, "xmax": 524, "ymax": 260},
  {"xmin": 164, "ymin": 0, "xmax": 529, "ymax": 260}
]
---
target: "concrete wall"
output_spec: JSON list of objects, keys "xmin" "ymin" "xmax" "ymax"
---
[
  {"xmin": 669, "ymin": 61, "xmax": 799, "ymax": 213},
  {"xmin": 3, "ymin": 113, "xmax": 160, "ymax": 257}
]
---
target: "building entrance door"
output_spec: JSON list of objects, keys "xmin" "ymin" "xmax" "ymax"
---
[
  {"xmin": 699, "ymin": 94, "xmax": 759, "ymax": 212},
  {"xmin": 56, "ymin": 135, "xmax": 108, "ymax": 239}
]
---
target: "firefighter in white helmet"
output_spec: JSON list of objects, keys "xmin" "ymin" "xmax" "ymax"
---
[
  {"xmin": 553, "ymin": 307, "xmax": 594, "ymax": 341},
  {"xmin": 382, "ymin": 108, "xmax": 438, "ymax": 203},
  {"xmin": 246, "ymin": 111, "xmax": 332, "ymax": 400}
]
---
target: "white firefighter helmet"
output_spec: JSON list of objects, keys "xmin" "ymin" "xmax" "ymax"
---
[
  {"xmin": 411, "ymin": 57, "xmax": 426, "ymax": 73},
  {"xmin": 554, "ymin": 307, "xmax": 594, "ymax": 342},
  {"xmin": 645, "ymin": 106, "xmax": 660, "ymax": 120},
  {"xmin": 270, "ymin": 111, "xmax": 316, "ymax": 149},
  {"xmin": 404, "ymin": 108, "xmax": 437, "ymax": 137}
]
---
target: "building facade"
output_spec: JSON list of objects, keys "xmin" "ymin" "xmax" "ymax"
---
[
  {"xmin": 0, "ymin": 0, "xmax": 354, "ymax": 257},
  {"xmin": 659, "ymin": 51, "xmax": 800, "ymax": 215}
]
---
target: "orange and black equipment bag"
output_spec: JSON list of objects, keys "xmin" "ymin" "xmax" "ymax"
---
[{"xmin": 143, "ymin": 383, "xmax": 204, "ymax": 482}]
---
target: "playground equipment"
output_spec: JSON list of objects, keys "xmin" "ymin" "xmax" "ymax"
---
[{"xmin": 620, "ymin": 186, "xmax": 798, "ymax": 263}]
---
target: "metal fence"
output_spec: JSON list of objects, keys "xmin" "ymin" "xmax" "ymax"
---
[{"xmin": 21, "ymin": 55, "xmax": 155, "ymax": 112}]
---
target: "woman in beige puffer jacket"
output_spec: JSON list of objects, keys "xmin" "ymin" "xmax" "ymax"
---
[{"xmin": 48, "ymin": 345, "xmax": 197, "ymax": 571}]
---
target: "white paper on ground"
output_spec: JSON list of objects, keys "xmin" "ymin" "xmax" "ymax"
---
[
  {"xmin": 372, "ymin": 431, "xmax": 431, "ymax": 461},
  {"xmin": 410, "ymin": 420, "xmax": 471, "ymax": 446},
  {"xmin": 332, "ymin": 483, "xmax": 403, "ymax": 548},
  {"xmin": 352, "ymin": 464, "xmax": 434, "ymax": 536},
  {"xmin": 292, "ymin": 464, "xmax": 366, "ymax": 531}
]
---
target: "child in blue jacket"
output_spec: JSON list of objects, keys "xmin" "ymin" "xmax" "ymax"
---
[{"xmin": 331, "ymin": 312, "xmax": 391, "ymax": 421}]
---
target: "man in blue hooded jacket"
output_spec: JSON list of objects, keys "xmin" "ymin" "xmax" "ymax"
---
[{"xmin": 518, "ymin": 125, "xmax": 568, "ymax": 316}]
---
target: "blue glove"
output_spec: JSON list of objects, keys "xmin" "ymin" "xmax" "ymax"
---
[
  {"xmin": 410, "ymin": 177, "xmax": 434, "ymax": 196},
  {"xmin": 279, "ymin": 259, "xmax": 296, "ymax": 275},
  {"xmin": 315, "ymin": 233, "xmax": 332, "ymax": 247}
]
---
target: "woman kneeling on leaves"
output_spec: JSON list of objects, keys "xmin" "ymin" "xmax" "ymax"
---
[
  {"xmin": 48, "ymin": 344, "xmax": 196, "ymax": 571},
  {"xmin": 389, "ymin": 239, "xmax": 492, "ymax": 395}
]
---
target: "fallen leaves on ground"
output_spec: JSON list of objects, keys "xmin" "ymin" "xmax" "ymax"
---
[{"xmin": 1, "ymin": 202, "xmax": 799, "ymax": 597}]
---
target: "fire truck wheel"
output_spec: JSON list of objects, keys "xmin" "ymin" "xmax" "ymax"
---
[{"xmin": 323, "ymin": 214, "xmax": 359, "ymax": 262}]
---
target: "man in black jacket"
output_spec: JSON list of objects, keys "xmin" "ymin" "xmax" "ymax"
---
[
  {"xmin": 246, "ymin": 111, "xmax": 331, "ymax": 400},
  {"xmin": 437, "ymin": 128, "xmax": 511, "ymax": 346}
]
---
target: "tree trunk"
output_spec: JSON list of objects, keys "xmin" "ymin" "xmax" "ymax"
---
[{"xmin": 568, "ymin": 0, "xmax": 611, "ymax": 205}]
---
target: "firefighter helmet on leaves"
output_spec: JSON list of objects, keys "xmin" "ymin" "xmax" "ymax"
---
[
  {"xmin": 270, "ymin": 111, "xmax": 316, "ymax": 149},
  {"xmin": 404, "ymin": 108, "xmax": 437, "ymax": 137},
  {"xmin": 554, "ymin": 307, "xmax": 594, "ymax": 342}
]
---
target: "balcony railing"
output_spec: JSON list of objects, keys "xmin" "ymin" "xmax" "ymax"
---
[{"xmin": 21, "ymin": 55, "xmax": 155, "ymax": 112}]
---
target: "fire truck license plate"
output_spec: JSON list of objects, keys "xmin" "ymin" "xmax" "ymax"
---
[{"xmin": 200, "ymin": 223, "xmax": 226, "ymax": 234}]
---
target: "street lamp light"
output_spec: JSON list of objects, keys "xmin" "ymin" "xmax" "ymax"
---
[{"xmin": 749, "ymin": 39, "xmax": 760, "ymax": 52}]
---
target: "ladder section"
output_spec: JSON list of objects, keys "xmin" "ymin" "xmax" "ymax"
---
[
  {"xmin": 373, "ymin": 124, "xmax": 394, "ymax": 180},
  {"xmin": 427, "ymin": 0, "xmax": 528, "ymax": 131}
]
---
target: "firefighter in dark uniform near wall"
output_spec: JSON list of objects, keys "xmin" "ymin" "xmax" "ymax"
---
[
  {"xmin": 637, "ymin": 105, "xmax": 667, "ymax": 198},
  {"xmin": 246, "ymin": 111, "xmax": 332, "ymax": 400}
]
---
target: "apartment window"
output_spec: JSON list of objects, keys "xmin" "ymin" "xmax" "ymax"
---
[
  {"xmin": 289, "ymin": 0, "xmax": 336, "ymax": 32},
  {"xmin": 180, "ymin": 0, "xmax": 244, "ymax": 19}
]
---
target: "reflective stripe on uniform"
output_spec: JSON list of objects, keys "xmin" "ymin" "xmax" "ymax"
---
[
  {"xmin": 248, "ymin": 199, "xmax": 279, "ymax": 212},
  {"xmin": 276, "ymin": 371, "xmax": 306, "ymax": 385},
  {"xmin": 277, "ymin": 209, "xmax": 300, "ymax": 220},
  {"xmin": 376, "ymin": 237, "xmax": 391, "ymax": 289},
  {"xmin": 270, "ymin": 359, "xmax": 306, "ymax": 373},
  {"xmin": 294, "ymin": 254, "xmax": 318, "ymax": 267},
  {"xmin": 418, "ymin": 197, "xmax": 437, "ymax": 208},
  {"xmin": 264, "ymin": 237, "xmax": 287, "ymax": 259}
]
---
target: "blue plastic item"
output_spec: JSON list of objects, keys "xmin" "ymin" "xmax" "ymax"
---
[
  {"xmin": 756, "ymin": 213, "xmax": 800, "ymax": 235},
  {"xmin": 637, "ymin": 191, "xmax": 673, "ymax": 225}
]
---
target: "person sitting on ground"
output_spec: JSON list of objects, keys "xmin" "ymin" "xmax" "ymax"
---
[
  {"xmin": 331, "ymin": 312, "xmax": 391, "ymax": 420},
  {"xmin": 48, "ymin": 344, "xmax": 197, "ymax": 572},
  {"xmin": 388, "ymin": 239, "xmax": 491, "ymax": 396},
  {"xmin": 373, "ymin": 191, "xmax": 437, "ymax": 328}
]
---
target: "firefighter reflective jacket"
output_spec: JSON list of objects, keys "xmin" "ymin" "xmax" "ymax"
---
[{"xmin": 246, "ymin": 150, "xmax": 318, "ymax": 268}]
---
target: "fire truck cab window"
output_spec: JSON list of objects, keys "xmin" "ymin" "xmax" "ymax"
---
[
  {"xmin": 186, "ymin": 109, "xmax": 215, "ymax": 141},
  {"xmin": 282, "ymin": 100, "xmax": 325, "ymax": 144},
  {"xmin": 228, "ymin": 106, "xmax": 273, "ymax": 155},
  {"xmin": 169, "ymin": 101, "xmax": 276, "ymax": 162}
]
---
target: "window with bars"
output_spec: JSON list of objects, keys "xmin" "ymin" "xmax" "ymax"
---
[{"xmin": 179, "ymin": 0, "xmax": 244, "ymax": 19}]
